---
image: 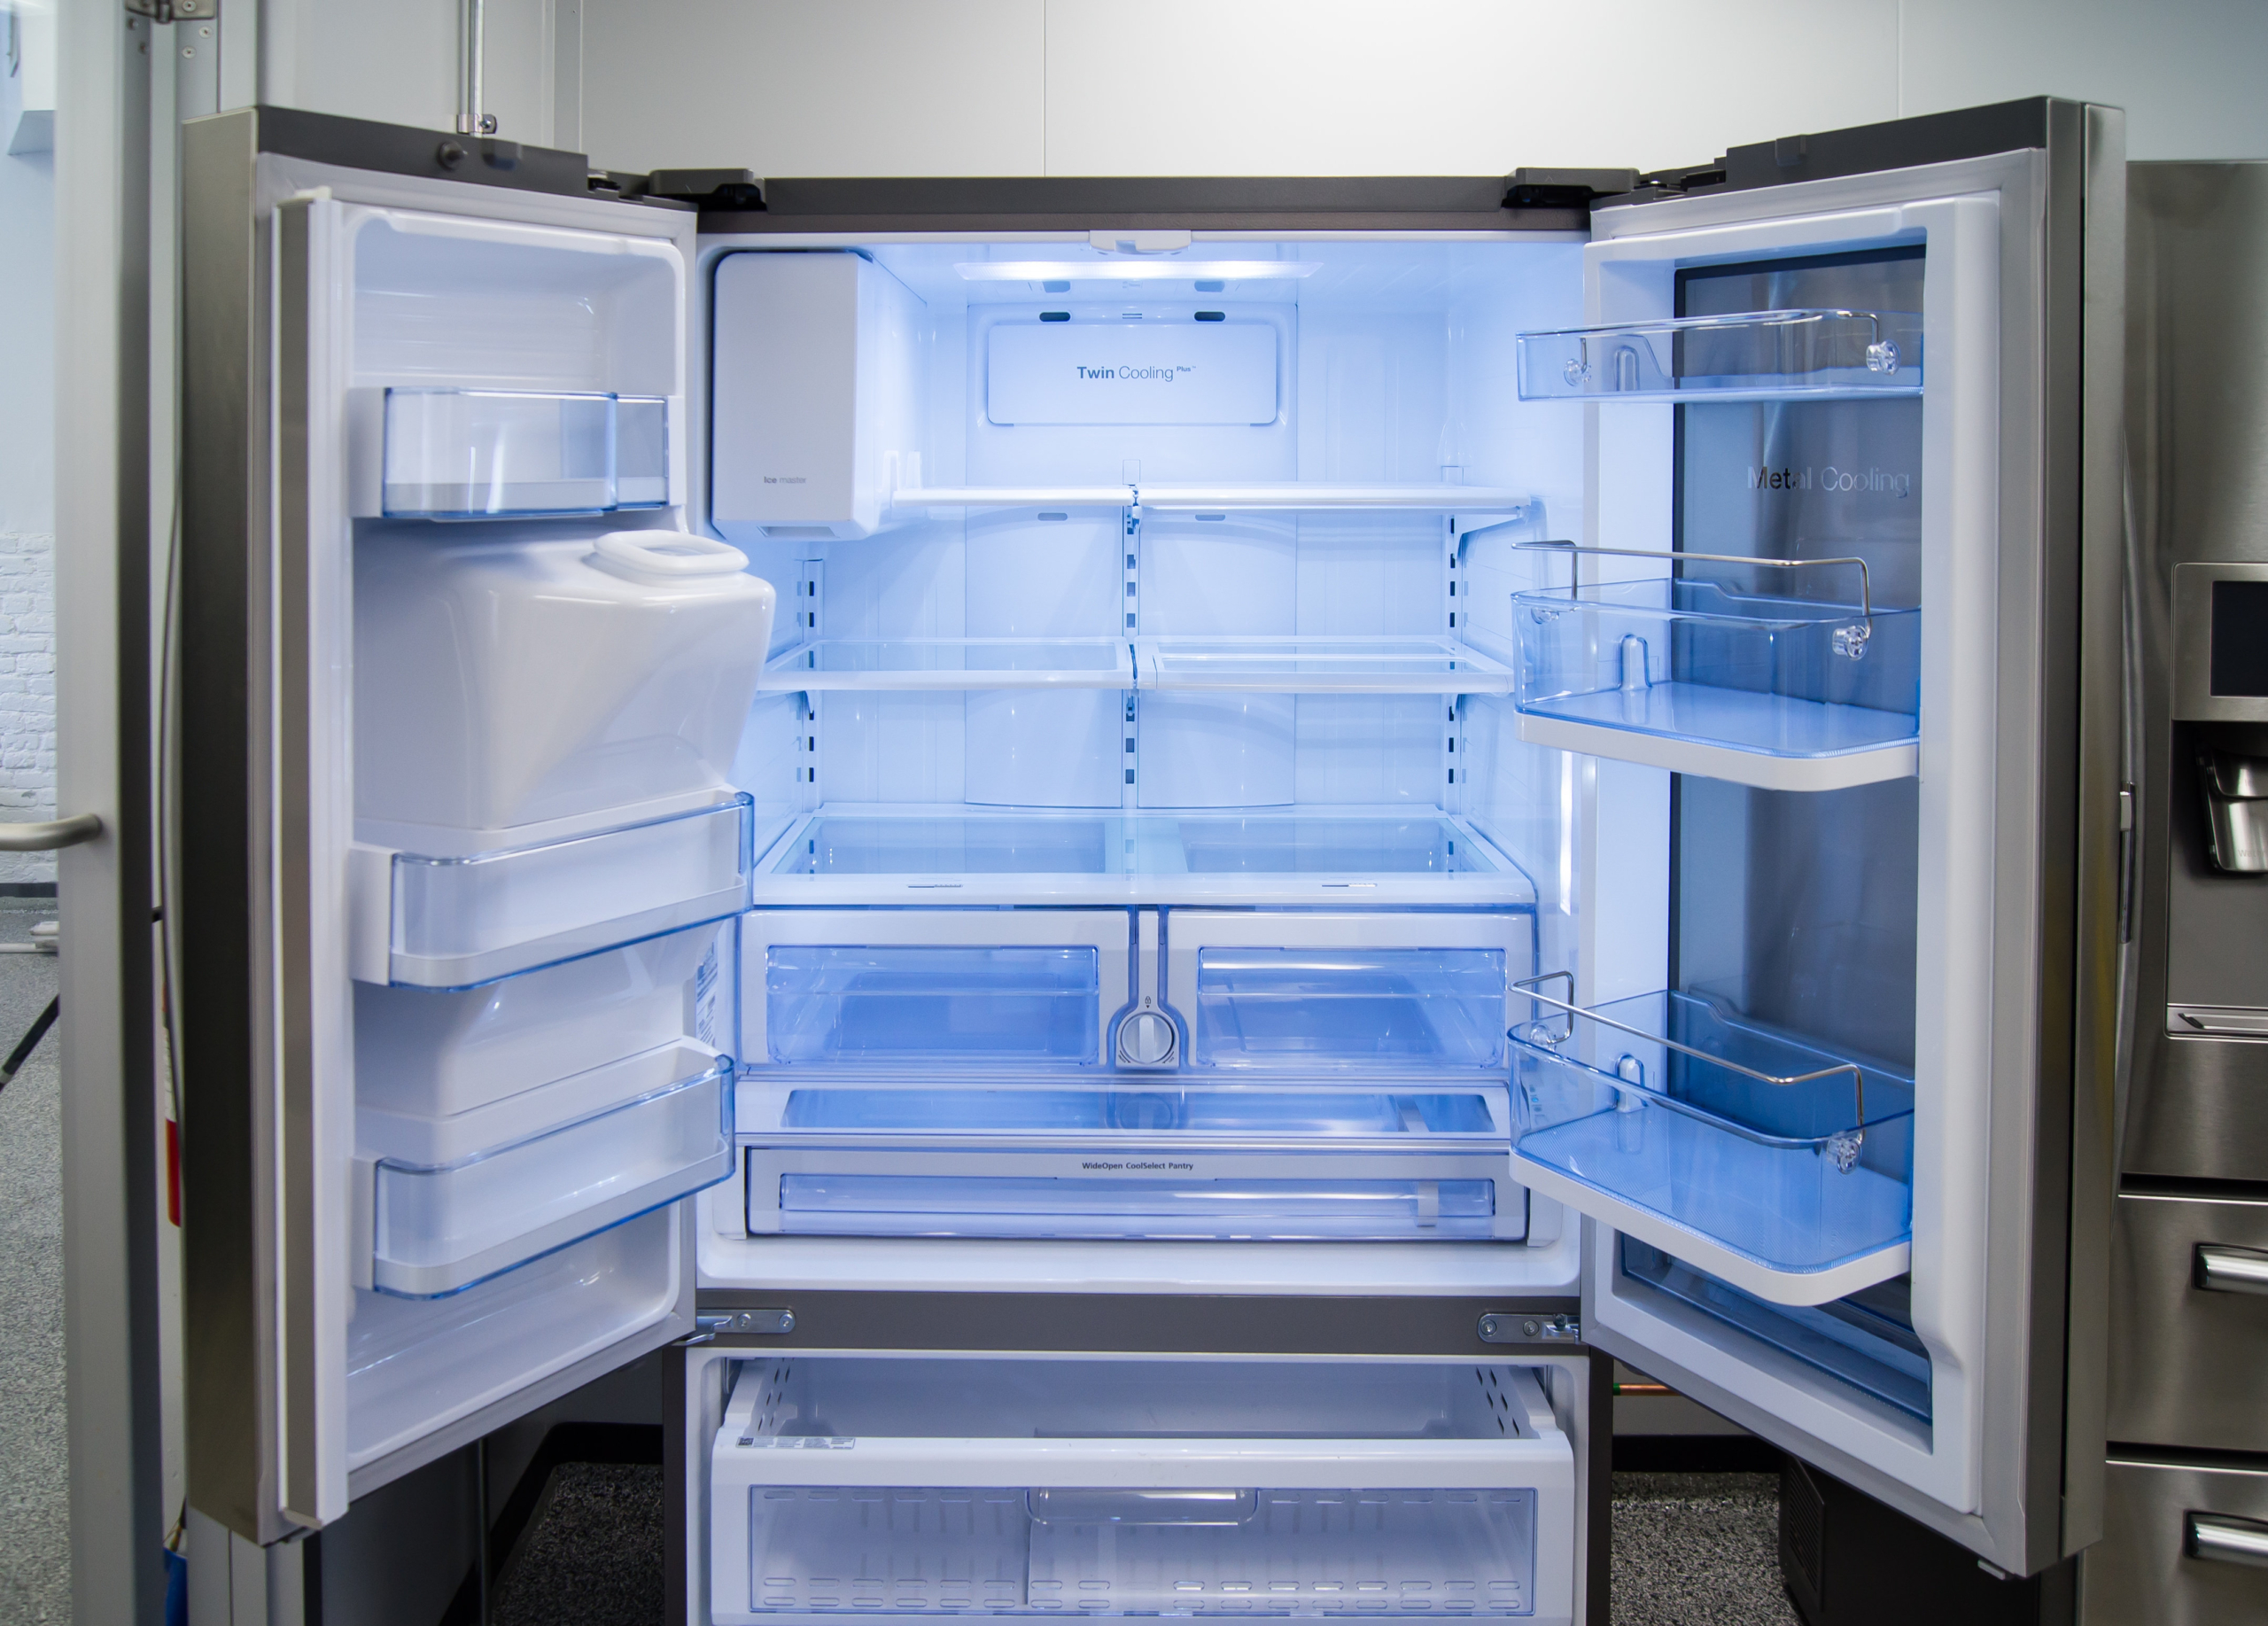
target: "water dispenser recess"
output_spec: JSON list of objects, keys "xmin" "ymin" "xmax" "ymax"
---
[{"xmin": 2199, "ymin": 752, "xmax": 2268, "ymax": 874}]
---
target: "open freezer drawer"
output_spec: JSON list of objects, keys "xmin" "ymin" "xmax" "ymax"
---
[{"xmin": 708, "ymin": 1358, "xmax": 1576, "ymax": 1626}]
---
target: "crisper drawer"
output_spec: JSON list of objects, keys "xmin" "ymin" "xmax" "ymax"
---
[
  {"xmin": 1165, "ymin": 912, "xmax": 1534, "ymax": 1071},
  {"xmin": 2081, "ymin": 1457, "xmax": 2268, "ymax": 1626},
  {"xmin": 2109, "ymin": 1190, "xmax": 2268, "ymax": 1454},
  {"xmin": 708, "ymin": 1358, "xmax": 1576, "ymax": 1626},
  {"xmin": 742, "ymin": 911, "xmax": 1133, "ymax": 1069}
]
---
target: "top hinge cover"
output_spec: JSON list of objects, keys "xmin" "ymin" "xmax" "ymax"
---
[
  {"xmin": 634, "ymin": 168, "xmax": 765, "ymax": 211},
  {"xmin": 1501, "ymin": 167, "xmax": 1637, "ymax": 209},
  {"xmin": 126, "ymin": 0, "xmax": 214, "ymax": 19}
]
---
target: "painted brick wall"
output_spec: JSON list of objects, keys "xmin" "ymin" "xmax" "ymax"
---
[{"xmin": 0, "ymin": 531, "xmax": 56, "ymax": 885}]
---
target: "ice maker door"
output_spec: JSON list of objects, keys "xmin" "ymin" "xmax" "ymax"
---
[
  {"xmin": 1521, "ymin": 102, "xmax": 2125, "ymax": 1582},
  {"xmin": 179, "ymin": 113, "xmax": 708, "ymax": 1541}
]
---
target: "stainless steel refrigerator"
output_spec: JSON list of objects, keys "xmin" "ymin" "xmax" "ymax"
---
[{"xmin": 171, "ymin": 97, "xmax": 2129, "ymax": 1625}]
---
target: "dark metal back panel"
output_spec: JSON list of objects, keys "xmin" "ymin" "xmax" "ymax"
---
[{"xmin": 2123, "ymin": 161, "xmax": 2268, "ymax": 1182}]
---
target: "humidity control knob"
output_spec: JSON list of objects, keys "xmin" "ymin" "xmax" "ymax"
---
[{"xmin": 1118, "ymin": 1010, "xmax": 1177, "ymax": 1068}]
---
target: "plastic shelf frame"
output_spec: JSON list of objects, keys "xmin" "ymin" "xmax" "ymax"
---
[
  {"xmin": 1138, "ymin": 636, "xmax": 1517, "ymax": 696},
  {"xmin": 369, "ymin": 1046, "xmax": 732, "ymax": 1298},
  {"xmin": 1514, "ymin": 308, "xmax": 1922, "ymax": 402},
  {"xmin": 382, "ymin": 796, "xmax": 752, "ymax": 989},
  {"xmin": 1508, "ymin": 984, "xmax": 1915, "ymax": 1305},
  {"xmin": 760, "ymin": 638, "xmax": 1134, "ymax": 692},
  {"xmin": 1511, "ymin": 572, "xmax": 1920, "ymax": 791}
]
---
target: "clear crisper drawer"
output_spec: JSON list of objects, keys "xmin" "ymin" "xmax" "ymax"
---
[
  {"xmin": 369, "ymin": 1045, "xmax": 731, "ymax": 1297},
  {"xmin": 765, "ymin": 947, "xmax": 1103, "ymax": 1066},
  {"xmin": 381, "ymin": 387, "xmax": 617, "ymax": 517},
  {"xmin": 1510, "ymin": 991, "xmax": 1915, "ymax": 1295},
  {"xmin": 1194, "ymin": 948, "xmax": 1508, "ymax": 1070},
  {"xmin": 382, "ymin": 797, "xmax": 751, "ymax": 989},
  {"xmin": 709, "ymin": 1359, "xmax": 1576, "ymax": 1626},
  {"xmin": 1514, "ymin": 309, "xmax": 1921, "ymax": 401},
  {"xmin": 1512, "ymin": 579, "xmax": 1919, "ymax": 767}
]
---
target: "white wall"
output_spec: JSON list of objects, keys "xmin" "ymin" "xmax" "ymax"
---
[
  {"xmin": 577, "ymin": 0, "xmax": 2268, "ymax": 175},
  {"xmin": 0, "ymin": 1, "xmax": 56, "ymax": 885}
]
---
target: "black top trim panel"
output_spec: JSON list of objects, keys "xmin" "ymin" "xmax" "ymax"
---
[
  {"xmin": 1612, "ymin": 96, "xmax": 2057, "ymax": 206},
  {"xmin": 241, "ymin": 104, "xmax": 595, "ymax": 198},
  {"xmin": 708, "ymin": 174, "xmax": 1582, "ymax": 235}
]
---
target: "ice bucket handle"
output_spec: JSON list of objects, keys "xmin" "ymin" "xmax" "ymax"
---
[{"xmin": 593, "ymin": 530, "xmax": 750, "ymax": 578}]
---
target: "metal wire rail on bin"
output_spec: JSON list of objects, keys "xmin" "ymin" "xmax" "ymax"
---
[
  {"xmin": 1511, "ymin": 970, "xmax": 1870, "ymax": 1171},
  {"xmin": 1520, "ymin": 307, "xmax": 1907, "ymax": 381},
  {"xmin": 1514, "ymin": 541, "xmax": 1877, "ymax": 657}
]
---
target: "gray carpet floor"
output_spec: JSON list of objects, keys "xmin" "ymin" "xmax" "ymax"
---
[{"xmin": 0, "ymin": 901, "xmax": 68, "ymax": 1625}]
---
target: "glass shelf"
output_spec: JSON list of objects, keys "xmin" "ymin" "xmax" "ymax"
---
[
  {"xmin": 891, "ymin": 483, "xmax": 1534, "ymax": 514},
  {"xmin": 757, "ymin": 637, "xmax": 1515, "ymax": 695},
  {"xmin": 383, "ymin": 797, "xmax": 751, "ymax": 989},
  {"xmin": 1515, "ymin": 309, "xmax": 1923, "ymax": 402},
  {"xmin": 773, "ymin": 1086, "xmax": 1501, "ymax": 1138},
  {"xmin": 379, "ymin": 387, "xmax": 672, "ymax": 518},
  {"xmin": 760, "ymin": 638, "xmax": 1133, "ymax": 691},
  {"xmin": 1512, "ymin": 576, "xmax": 1919, "ymax": 790},
  {"xmin": 1509, "ymin": 989, "xmax": 1915, "ymax": 1304},
  {"xmin": 1136, "ymin": 636, "xmax": 1515, "ymax": 695},
  {"xmin": 369, "ymin": 1045, "xmax": 732, "ymax": 1298},
  {"xmin": 767, "ymin": 813, "xmax": 1508, "ymax": 878}
]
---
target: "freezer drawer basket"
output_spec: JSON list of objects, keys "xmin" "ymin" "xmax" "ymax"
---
[
  {"xmin": 1511, "ymin": 577, "xmax": 1919, "ymax": 766},
  {"xmin": 1510, "ymin": 989, "xmax": 1915, "ymax": 1277},
  {"xmin": 739, "ymin": 1485, "xmax": 1538, "ymax": 1616}
]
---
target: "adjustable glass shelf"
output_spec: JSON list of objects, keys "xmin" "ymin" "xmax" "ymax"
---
[
  {"xmin": 1512, "ymin": 568, "xmax": 1920, "ymax": 791},
  {"xmin": 750, "ymin": 810, "xmax": 1535, "ymax": 907},
  {"xmin": 892, "ymin": 483, "xmax": 1534, "ymax": 515},
  {"xmin": 1137, "ymin": 636, "xmax": 1516, "ymax": 695},
  {"xmin": 758, "ymin": 636, "xmax": 1515, "ymax": 696},
  {"xmin": 760, "ymin": 638, "xmax": 1133, "ymax": 691},
  {"xmin": 1509, "ymin": 986, "xmax": 1915, "ymax": 1305},
  {"xmin": 1515, "ymin": 309, "xmax": 1923, "ymax": 402}
]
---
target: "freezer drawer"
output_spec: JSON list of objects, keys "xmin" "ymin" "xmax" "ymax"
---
[
  {"xmin": 707, "ymin": 1358, "xmax": 1576, "ymax": 1626},
  {"xmin": 742, "ymin": 910, "xmax": 1133, "ymax": 1069},
  {"xmin": 2108, "ymin": 1190, "xmax": 2268, "ymax": 1454},
  {"xmin": 1165, "ymin": 912, "xmax": 1534, "ymax": 1072},
  {"xmin": 2081, "ymin": 1457, "xmax": 2268, "ymax": 1626}
]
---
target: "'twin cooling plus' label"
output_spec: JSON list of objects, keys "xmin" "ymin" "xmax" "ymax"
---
[{"xmin": 987, "ymin": 319, "xmax": 1279, "ymax": 426}]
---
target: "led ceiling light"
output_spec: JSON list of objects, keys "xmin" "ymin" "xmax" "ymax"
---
[{"xmin": 953, "ymin": 260, "xmax": 1323, "ymax": 283}]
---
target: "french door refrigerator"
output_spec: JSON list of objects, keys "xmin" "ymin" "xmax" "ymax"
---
[{"xmin": 175, "ymin": 96, "xmax": 2127, "ymax": 1626}]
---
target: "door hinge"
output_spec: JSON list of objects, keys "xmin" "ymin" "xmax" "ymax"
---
[
  {"xmin": 126, "ymin": 0, "xmax": 215, "ymax": 20},
  {"xmin": 685, "ymin": 1307, "xmax": 796, "ymax": 1345},
  {"xmin": 1501, "ymin": 167, "xmax": 1637, "ymax": 211},
  {"xmin": 1479, "ymin": 1311, "xmax": 1581, "ymax": 1344}
]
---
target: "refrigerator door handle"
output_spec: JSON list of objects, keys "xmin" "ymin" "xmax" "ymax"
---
[
  {"xmin": 2194, "ymin": 1243, "xmax": 2268, "ymax": 1296},
  {"xmin": 0, "ymin": 813, "xmax": 102, "ymax": 851},
  {"xmin": 2186, "ymin": 1512, "xmax": 2268, "ymax": 1568}
]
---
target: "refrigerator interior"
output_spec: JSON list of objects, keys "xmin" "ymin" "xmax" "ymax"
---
[
  {"xmin": 699, "ymin": 237, "xmax": 1596, "ymax": 1279},
  {"xmin": 686, "ymin": 1351, "xmax": 1588, "ymax": 1626}
]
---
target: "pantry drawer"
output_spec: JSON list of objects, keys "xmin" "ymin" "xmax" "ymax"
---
[
  {"xmin": 707, "ymin": 1358, "xmax": 1576, "ymax": 1626},
  {"xmin": 742, "ymin": 911, "xmax": 1132, "ymax": 1068},
  {"xmin": 1165, "ymin": 911, "xmax": 1535, "ymax": 1071}
]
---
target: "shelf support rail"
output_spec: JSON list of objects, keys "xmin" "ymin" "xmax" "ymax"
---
[{"xmin": 1511, "ymin": 971, "xmax": 1869, "ymax": 1169}]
